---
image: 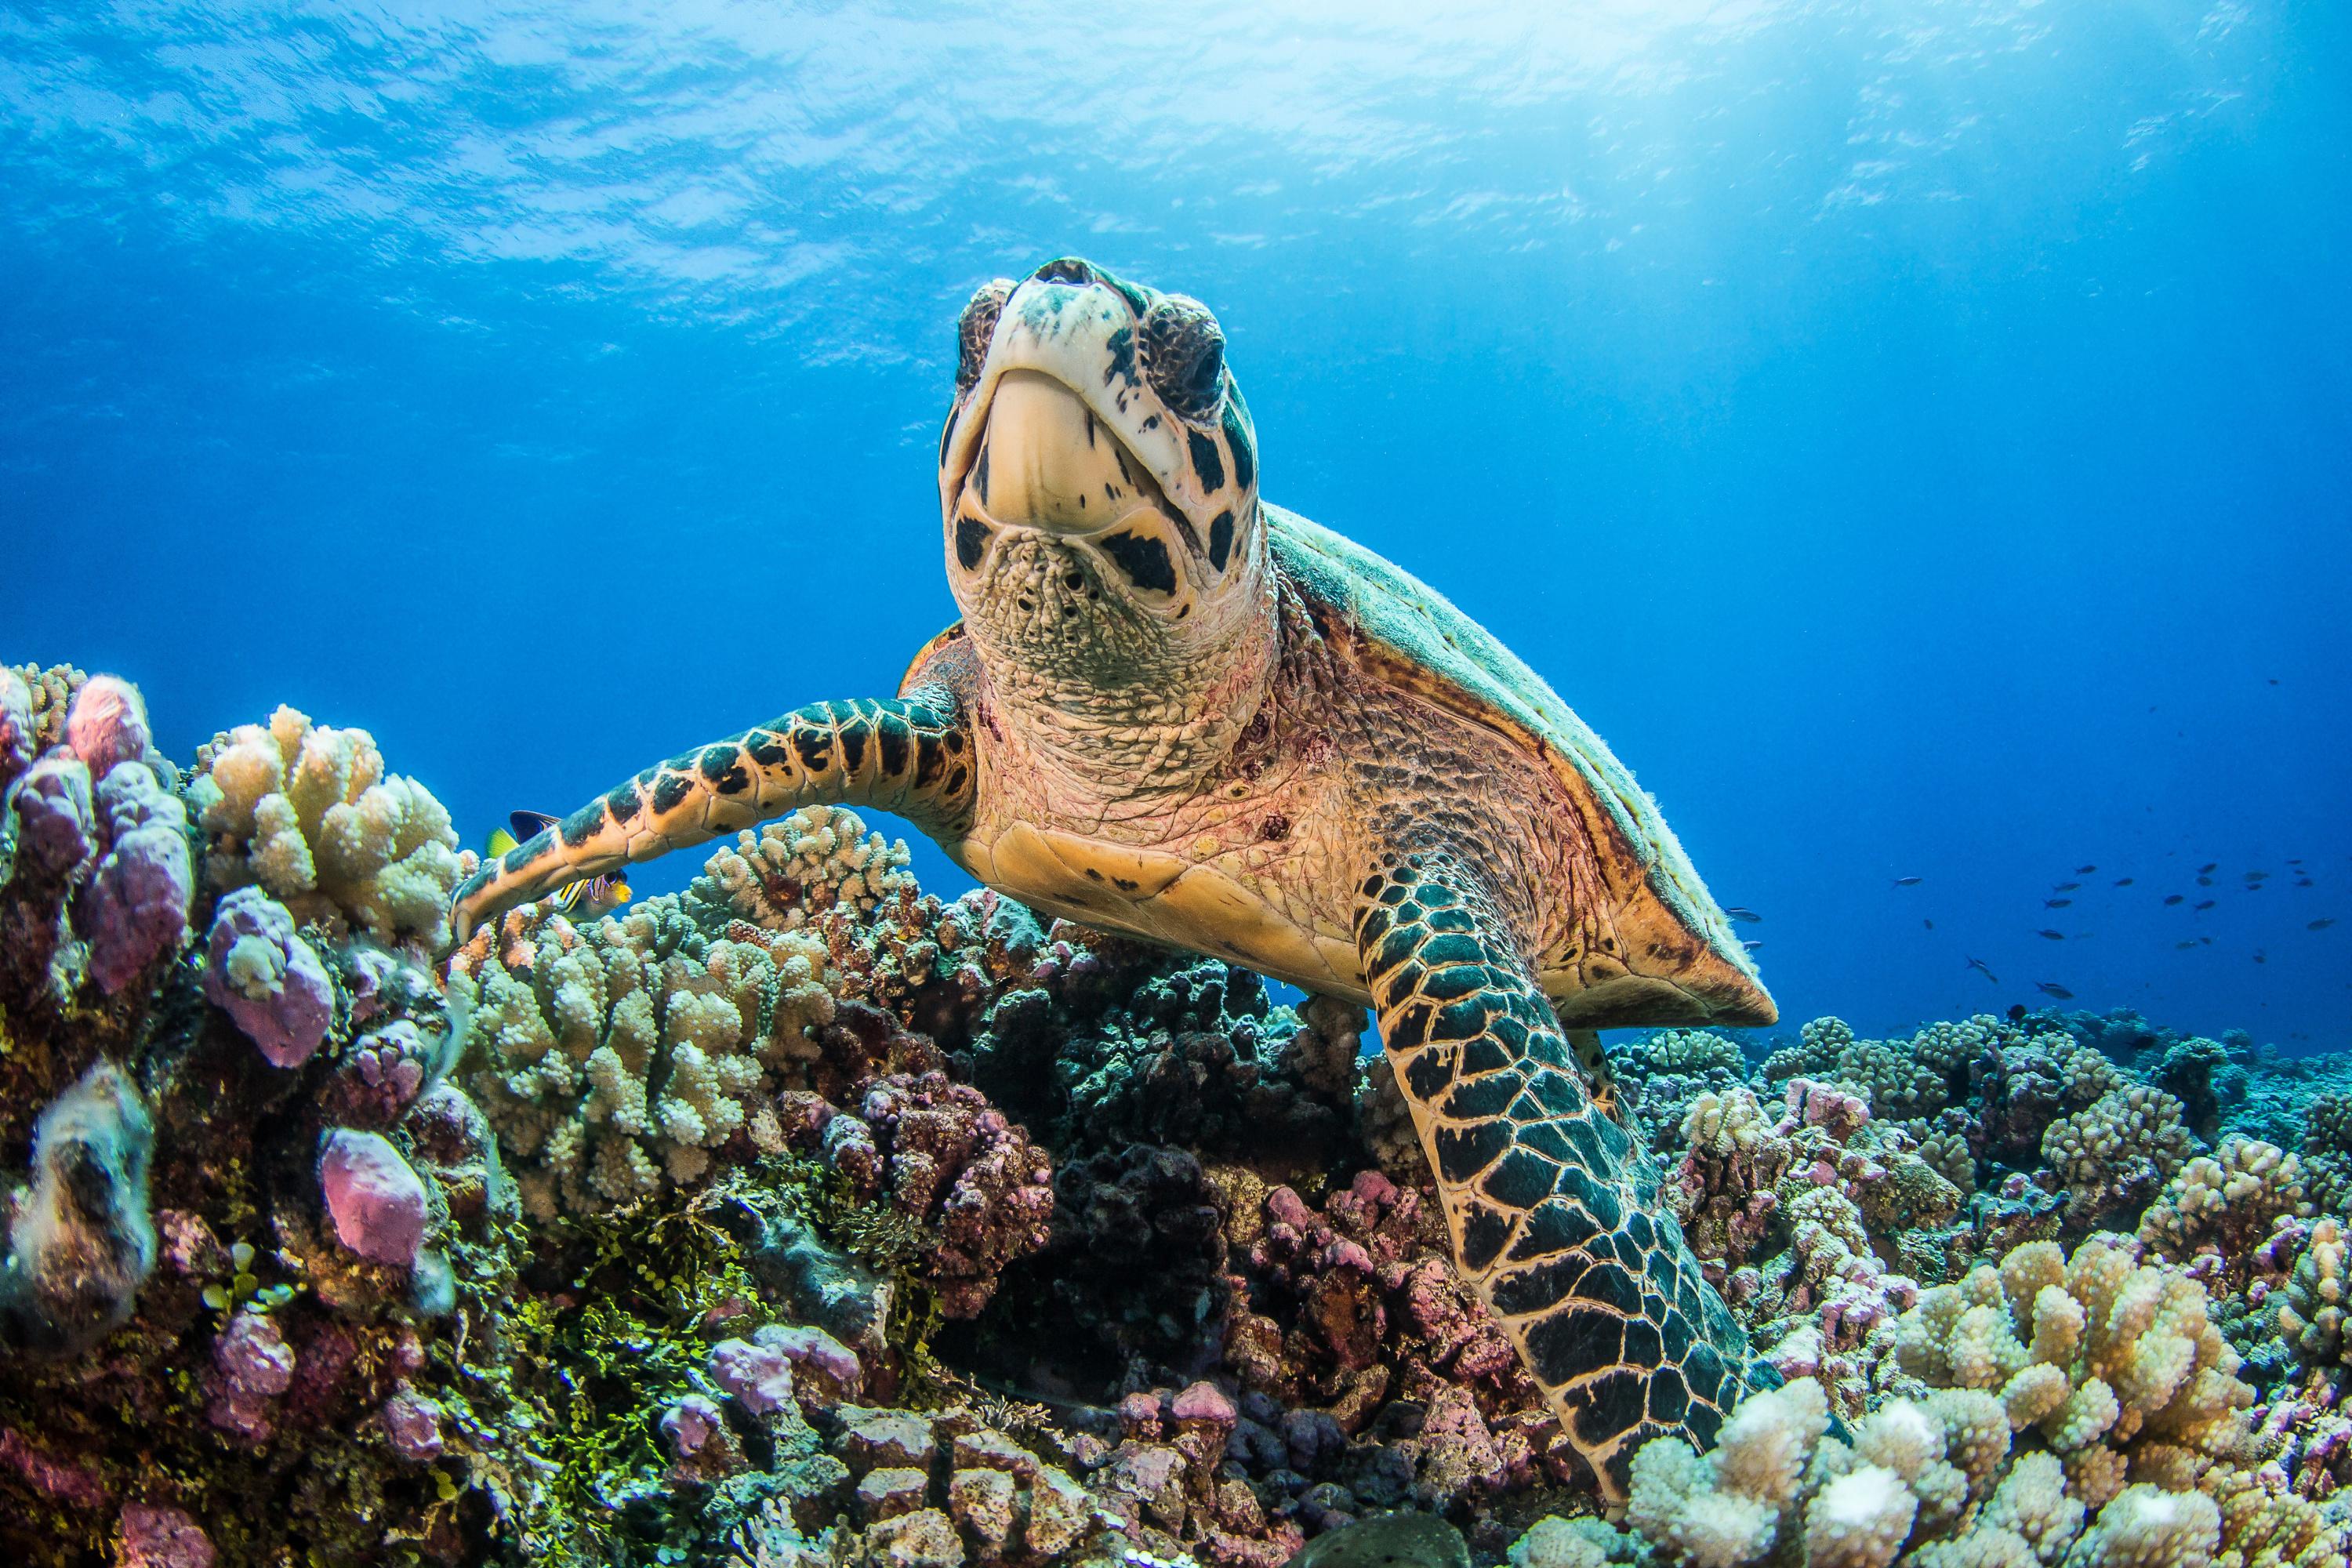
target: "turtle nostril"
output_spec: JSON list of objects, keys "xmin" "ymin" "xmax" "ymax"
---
[{"xmin": 1034, "ymin": 256, "xmax": 1096, "ymax": 286}]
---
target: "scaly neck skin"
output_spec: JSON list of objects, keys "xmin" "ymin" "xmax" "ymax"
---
[{"xmin": 964, "ymin": 536, "xmax": 1279, "ymax": 812}]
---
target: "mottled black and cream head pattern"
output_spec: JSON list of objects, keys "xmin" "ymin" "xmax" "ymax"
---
[{"xmin": 939, "ymin": 258, "xmax": 1268, "ymax": 688}]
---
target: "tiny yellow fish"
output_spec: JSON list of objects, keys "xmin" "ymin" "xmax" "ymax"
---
[{"xmin": 488, "ymin": 811, "xmax": 633, "ymax": 920}]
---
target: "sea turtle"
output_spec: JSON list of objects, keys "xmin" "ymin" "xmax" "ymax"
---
[{"xmin": 450, "ymin": 256, "xmax": 1779, "ymax": 1499}]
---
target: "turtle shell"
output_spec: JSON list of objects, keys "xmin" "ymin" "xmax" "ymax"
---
[{"xmin": 1265, "ymin": 503, "xmax": 1773, "ymax": 1029}]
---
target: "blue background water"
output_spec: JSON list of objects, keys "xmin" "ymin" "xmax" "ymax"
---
[{"xmin": 4, "ymin": 2, "xmax": 2346, "ymax": 1047}]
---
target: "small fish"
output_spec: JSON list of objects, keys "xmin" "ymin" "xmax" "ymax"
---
[
  {"xmin": 488, "ymin": 811, "xmax": 633, "ymax": 920},
  {"xmin": 2297, "ymin": 877, "xmax": 2317, "ymax": 887},
  {"xmin": 2112, "ymin": 877, "xmax": 2133, "ymax": 886},
  {"xmin": 2289, "ymin": 857, "xmax": 2304, "ymax": 865},
  {"xmin": 2036, "ymin": 982, "xmax": 2074, "ymax": 1000},
  {"xmin": 2163, "ymin": 894, "xmax": 2185, "ymax": 906},
  {"xmin": 2245, "ymin": 869, "xmax": 2270, "ymax": 880},
  {"xmin": 1923, "ymin": 918, "xmax": 1935, "ymax": 929},
  {"xmin": 2196, "ymin": 876, "xmax": 2213, "ymax": 887},
  {"xmin": 2044, "ymin": 898, "xmax": 2073, "ymax": 909},
  {"xmin": 2053, "ymin": 882, "xmax": 2082, "ymax": 892},
  {"xmin": 2036, "ymin": 929, "xmax": 2066, "ymax": 941},
  {"xmin": 1893, "ymin": 876, "xmax": 1924, "ymax": 887},
  {"xmin": 2311, "ymin": 918, "xmax": 2338, "ymax": 931},
  {"xmin": 2195, "ymin": 900, "xmax": 2216, "ymax": 911},
  {"xmin": 2201, "ymin": 935, "xmax": 2213, "ymax": 945},
  {"xmin": 1966, "ymin": 956, "xmax": 1999, "ymax": 983},
  {"xmin": 1723, "ymin": 906, "xmax": 1763, "ymax": 924},
  {"xmin": 1741, "ymin": 939, "xmax": 1765, "ymax": 951},
  {"xmin": 2198, "ymin": 862, "xmax": 2218, "ymax": 873},
  {"xmin": 2252, "ymin": 951, "xmax": 2267, "ymax": 964},
  {"xmin": 2174, "ymin": 940, "xmax": 2199, "ymax": 950},
  {"xmin": 2075, "ymin": 865, "xmax": 2097, "ymax": 874}
]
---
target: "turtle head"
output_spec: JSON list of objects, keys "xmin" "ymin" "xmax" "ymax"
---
[{"xmin": 938, "ymin": 258, "xmax": 1267, "ymax": 684}]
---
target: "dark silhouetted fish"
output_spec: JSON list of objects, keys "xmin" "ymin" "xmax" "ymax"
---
[
  {"xmin": 2075, "ymin": 865, "xmax": 2097, "ymax": 874},
  {"xmin": 2036, "ymin": 982, "xmax": 2074, "ymax": 999},
  {"xmin": 2197, "ymin": 877, "xmax": 2213, "ymax": 887},
  {"xmin": 2297, "ymin": 877, "xmax": 2316, "ymax": 887},
  {"xmin": 2164, "ymin": 895, "xmax": 2185, "ymax": 906},
  {"xmin": 2201, "ymin": 935, "xmax": 2213, "ymax": 945},
  {"xmin": 2311, "ymin": 918, "xmax": 2337, "ymax": 931},
  {"xmin": 2037, "ymin": 929, "xmax": 2065, "ymax": 940},
  {"xmin": 2253, "ymin": 951, "xmax": 2267, "ymax": 964},
  {"xmin": 2113, "ymin": 877, "xmax": 2133, "ymax": 886},
  {"xmin": 1924, "ymin": 918, "xmax": 1934, "ymax": 929},
  {"xmin": 2053, "ymin": 882, "xmax": 2082, "ymax": 892},
  {"xmin": 2175, "ymin": 940, "xmax": 2199, "ymax": 950},
  {"xmin": 2198, "ymin": 862, "xmax": 2218, "ymax": 873},
  {"xmin": 1724, "ymin": 906, "xmax": 1762, "ymax": 924},
  {"xmin": 2245, "ymin": 869, "xmax": 2270, "ymax": 881},
  {"xmin": 1966, "ymin": 957, "xmax": 1998, "ymax": 983},
  {"xmin": 1893, "ymin": 876, "xmax": 1923, "ymax": 887},
  {"xmin": 2195, "ymin": 900, "xmax": 2216, "ymax": 911},
  {"xmin": 2044, "ymin": 898, "xmax": 2073, "ymax": 909}
]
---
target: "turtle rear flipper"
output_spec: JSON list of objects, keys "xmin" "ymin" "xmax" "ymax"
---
[
  {"xmin": 1352, "ymin": 845, "xmax": 1771, "ymax": 1505},
  {"xmin": 446, "ymin": 689, "xmax": 975, "ymax": 945}
]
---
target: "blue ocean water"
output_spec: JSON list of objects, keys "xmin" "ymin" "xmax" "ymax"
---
[{"xmin": 2, "ymin": 2, "xmax": 2344, "ymax": 1047}]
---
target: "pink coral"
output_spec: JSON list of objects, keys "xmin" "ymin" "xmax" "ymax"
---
[
  {"xmin": 317, "ymin": 1129, "xmax": 429, "ymax": 1268},
  {"xmin": 64, "ymin": 676, "xmax": 156, "ymax": 779}
]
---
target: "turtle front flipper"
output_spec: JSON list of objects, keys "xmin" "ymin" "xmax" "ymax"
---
[
  {"xmin": 447, "ymin": 689, "xmax": 977, "ymax": 945},
  {"xmin": 1352, "ymin": 845, "xmax": 1772, "ymax": 1507}
]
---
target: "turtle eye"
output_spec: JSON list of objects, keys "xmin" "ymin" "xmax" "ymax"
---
[
  {"xmin": 1140, "ymin": 295, "xmax": 1225, "ymax": 423},
  {"xmin": 957, "ymin": 278, "xmax": 1014, "ymax": 391}
]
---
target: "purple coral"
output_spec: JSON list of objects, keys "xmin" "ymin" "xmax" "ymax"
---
[
  {"xmin": 855, "ymin": 1071, "xmax": 1054, "ymax": 1318},
  {"xmin": 380, "ymin": 1390, "xmax": 445, "ymax": 1462},
  {"xmin": 203, "ymin": 887, "xmax": 334, "ymax": 1069},
  {"xmin": 317, "ymin": 1129, "xmax": 429, "ymax": 1268},
  {"xmin": 116, "ymin": 1503, "xmax": 216, "ymax": 1568},
  {"xmin": 11, "ymin": 754, "xmax": 95, "ymax": 886},
  {"xmin": 207, "ymin": 1311, "xmax": 295, "ymax": 1442},
  {"xmin": 709, "ymin": 1335, "xmax": 796, "ymax": 1417},
  {"xmin": 326, "ymin": 1019, "xmax": 437, "ymax": 1127},
  {"xmin": 710, "ymin": 1321, "xmax": 863, "ymax": 1417},
  {"xmin": 0, "ymin": 666, "xmax": 31, "ymax": 789},
  {"xmin": 84, "ymin": 764, "xmax": 192, "ymax": 995}
]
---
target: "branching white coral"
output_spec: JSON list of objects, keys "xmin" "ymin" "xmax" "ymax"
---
[
  {"xmin": 189, "ymin": 706, "xmax": 461, "ymax": 952},
  {"xmin": 449, "ymin": 895, "xmax": 833, "ymax": 1219},
  {"xmin": 691, "ymin": 805, "xmax": 913, "ymax": 930}
]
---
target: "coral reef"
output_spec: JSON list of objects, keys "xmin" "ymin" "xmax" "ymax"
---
[{"xmin": 8, "ymin": 657, "xmax": 2352, "ymax": 1568}]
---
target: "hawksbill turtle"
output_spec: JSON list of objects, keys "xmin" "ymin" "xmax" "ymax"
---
[{"xmin": 450, "ymin": 256, "xmax": 1780, "ymax": 1499}]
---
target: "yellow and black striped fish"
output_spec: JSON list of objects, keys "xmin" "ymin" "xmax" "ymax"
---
[{"xmin": 486, "ymin": 811, "xmax": 633, "ymax": 920}]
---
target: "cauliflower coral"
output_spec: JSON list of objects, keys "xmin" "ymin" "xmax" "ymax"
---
[
  {"xmin": 189, "ymin": 706, "xmax": 461, "ymax": 952},
  {"xmin": 449, "ymin": 894, "xmax": 833, "ymax": 1219}
]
